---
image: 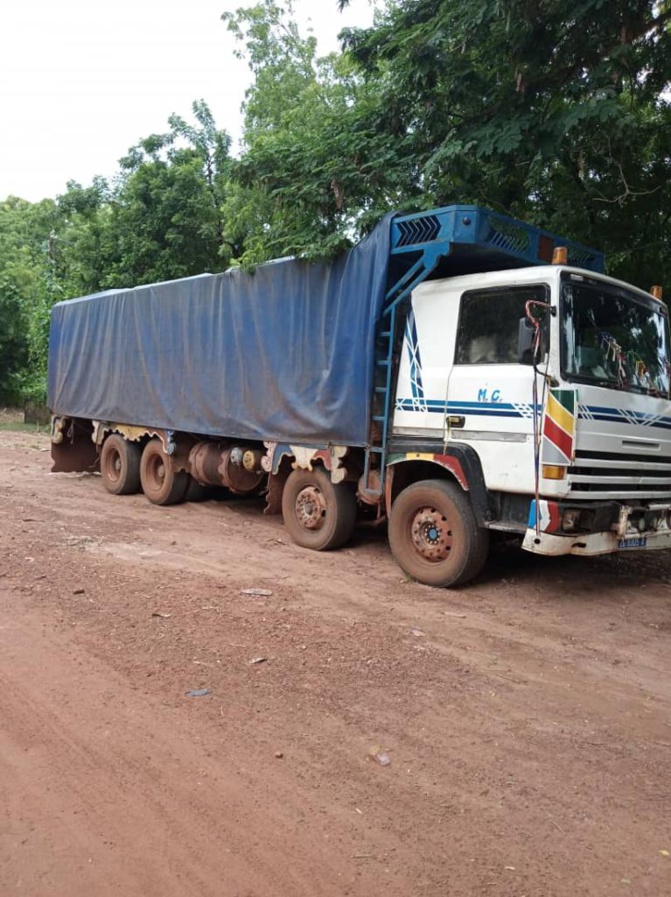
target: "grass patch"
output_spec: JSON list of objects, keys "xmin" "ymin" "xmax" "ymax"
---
[{"xmin": 0, "ymin": 421, "xmax": 49, "ymax": 434}]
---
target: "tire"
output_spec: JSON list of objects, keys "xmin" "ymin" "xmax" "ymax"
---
[
  {"xmin": 100, "ymin": 434, "xmax": 141, "ymax": 495},
  {"xmin": 281, "ymin": 468, "xmax": 357, "ymax": 551},
  {"xmin": 185, "ymin": 477, "xmax": 208, "ymax": 502},
  {"xmin": 388, "ymin": 479, "xmax": 489, "ymax": 588},
  {"xmin": 140, "ymin": 439, "xmax": 189, "ymax": 506}
]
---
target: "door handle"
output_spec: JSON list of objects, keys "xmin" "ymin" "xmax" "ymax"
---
[{"xmin": 446, "ymin": 415, "xmax": 465, "ymax": 428}]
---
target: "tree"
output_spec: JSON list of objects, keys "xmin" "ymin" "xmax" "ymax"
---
[
  {"xmin": 55, "ymin": 177, "xmax": 113, "ymax": 297},
  {"xmin": 339, "ymin": 0, "xmax": 671, "ymax": 287},
  {"xmin": 226, "ymin": 0, "xmax": 671, "ymax": 285},
  {"xmin": 52, "ymin": 102, "xmax": 236, "ymax": 294},
  {"xmin": 221, "ymin": 0, "xmax": 415, "ymax": 264},
  {"xmin": 0, "ymin": 197, "xmax": 61, "ymax": 402},
  {"xmin": 99, "ymin": 101, "xmax": 235, "ymax": 287},
  {"xmin": 0, "ymin": 103, "xmax": 235, "ymax": 403}
]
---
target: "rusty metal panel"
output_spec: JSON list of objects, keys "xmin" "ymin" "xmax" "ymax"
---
[{"xmin": 50, "ymin": 417, "xmax": 99, "ymax": 473}]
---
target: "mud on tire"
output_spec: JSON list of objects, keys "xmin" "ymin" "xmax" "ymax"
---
[
  {"xmin": 140, "ymin": 438, "xmax": 189, "ymax": 506},
  {"xmin": 100, "ymin": 434, "xmax": 142, "ymax": 495},
  {"xmin": 388, "ymin": 479, "xmax": 489, "ymax": 588},
  {"xmin": 281, "ymin": 468, "xmax": 357, "ymax": 551}
]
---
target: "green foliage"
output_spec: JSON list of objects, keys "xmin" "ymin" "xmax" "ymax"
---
[
  {"xmin": 224, "ymin": 0, "xmax": 671, "ymax": 284},
  {"xmin": 0, "ymin": 197, "xmax": 62, "ymax": 402},
  {"xmin": 0, "ymin": 275, "xmax": 28, "ymax": 402},
  {"xmin": 56, "ymin": 102, "xmax": 235, "ymax": 291},
  {"xmin": 340, "ymin": 0, "xmax": 671, "ymax": 287},
  {"xmin": 220, "ymin": 1, "xmax": 417, "ymax": 264},
  {"xmin": 0, "ymin": 420, "xmax": 49, "ymax": 433},
  {"xmin": 0, "ymin": 102, "xmax": 234, "ymax": 401}
]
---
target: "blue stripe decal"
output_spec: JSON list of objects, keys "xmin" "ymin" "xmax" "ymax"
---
[
  {"xmin": 395, "ymin": 398, "xmax": 671, "ymax": 431},
  {"xmin": 404, "ymin": 310, "xmax": 427, "ymax": 412},
  {"xmin": 395, "ymin": 399, "xmax": 532, "ymax": 417},
  {"xmin": 578, "ymin": 404, "xmax": 671, "ymax": 430}
]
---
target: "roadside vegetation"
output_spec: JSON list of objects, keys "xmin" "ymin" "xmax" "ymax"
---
[{"xmin": 0, "ymin": 408, "xmax": 46, "ymax": 432}]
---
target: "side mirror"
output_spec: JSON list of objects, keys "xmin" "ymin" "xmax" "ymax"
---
[{"xmin": 518, "ymin": 317, "xmax": 541, "ymax": 365}]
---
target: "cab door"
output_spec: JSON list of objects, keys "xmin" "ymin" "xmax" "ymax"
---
[{"xmin": 446, "ymin": 283, "xmax": 550, "ymax": 493}]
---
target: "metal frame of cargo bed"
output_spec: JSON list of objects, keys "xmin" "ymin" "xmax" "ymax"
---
[{"xmin": 363, "ymin": 204, "xmax": 605, "ymax": 498}]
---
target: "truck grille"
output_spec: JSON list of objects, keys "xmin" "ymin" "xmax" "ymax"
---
[{"xmin": 568, "ymin": 449, "xmax": 671, "ymax": 500}]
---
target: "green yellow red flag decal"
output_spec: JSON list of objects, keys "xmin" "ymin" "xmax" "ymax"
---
[{"xmin": 542, "ymin": 389, "xmax": 576, "ymax": 464}]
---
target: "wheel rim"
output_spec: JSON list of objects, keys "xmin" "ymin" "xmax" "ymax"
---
[
  {"xmin": 148, "ymin": 453, "xmax": 166, "ymax": 487},
  {"xmin": 105, "ymin": 448, "xmax": 122, "ymax": 483},
  {"xmin": 410, "ymin": 506, "xmax": 452, "ymax": 562},
  {"xmin": 294, "ymin": 485, "xmax": 327, "ymax": 532}
]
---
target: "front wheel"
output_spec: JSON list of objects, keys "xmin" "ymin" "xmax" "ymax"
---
[
  {"xmin": 281, "ymin": 468, "xmax": 357, "ymax": 551},
  {"xmin": 388, "ymin": 479, "xmax": 489, "ymax": 588},
  {"xmin": 140, "ymin": 439, "xmax": 189, "ymax": 506}
]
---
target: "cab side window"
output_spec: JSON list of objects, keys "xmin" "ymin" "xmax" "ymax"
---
[{"xmin": 455, "ymin": 285, "xmax": 549, "ymax": 365}]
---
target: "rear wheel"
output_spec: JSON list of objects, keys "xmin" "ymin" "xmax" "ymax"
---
[
  {"xmin": 140, "ymin": 439, "xmax": 189, "ymax": 506},
  {"xmin": 388, "ymin": 479, "xmax": 489, "ymax": 587},
  {"xmin": 185, "ymin": 477, "xmax": 208, "ymax": 502},
  {"xmin": 100, "ymin": 434, "xmax": 141, "ymax": 495},
  {"xmin": 282, "ymin": 468, "xmax": 357, "ymax": 551}
]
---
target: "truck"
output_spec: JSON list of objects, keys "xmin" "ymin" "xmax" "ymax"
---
[{"xmin": 48, "ymin": 205, "xmax": 671, "ymax": 588}]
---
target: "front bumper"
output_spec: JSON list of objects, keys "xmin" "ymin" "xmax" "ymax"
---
[{"xmin": 522, "ymin": 499, "xmax": 671, "ymax": 557}]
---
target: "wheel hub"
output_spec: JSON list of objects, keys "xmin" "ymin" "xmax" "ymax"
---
[
  {"xmin": 410, "ymin": 507, "xmax": 452, "ymax": 561},
  {"xmin": 295, "ymin": 485, "xmax": 326, "ymax": 531}
]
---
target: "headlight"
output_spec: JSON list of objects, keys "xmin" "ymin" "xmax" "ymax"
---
[{"xmin": 562, "ymin": 509, "xmax": 581, "ymax": 531}]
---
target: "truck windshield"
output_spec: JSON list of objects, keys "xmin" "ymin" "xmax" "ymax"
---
[{"xmin": 560, "ymin": 273, "xmax": 671, "ymax": 397}]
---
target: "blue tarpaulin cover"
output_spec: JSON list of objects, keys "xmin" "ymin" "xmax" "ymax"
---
[{"xmin": 48, "ymin": 217, "xmax": 393, "ymax": 446}]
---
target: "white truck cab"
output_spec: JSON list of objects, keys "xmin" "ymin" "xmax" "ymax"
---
[{"xmin": 392, "ymin": 264, "xmax": 671, "ymax": 560}]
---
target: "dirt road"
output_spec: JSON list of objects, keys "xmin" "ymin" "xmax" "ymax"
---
[{"xmin": 1, "ymin": 429, "xmax": 670, "ymax": 896}]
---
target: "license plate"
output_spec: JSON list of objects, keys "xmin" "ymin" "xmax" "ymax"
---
[{"xmin": 617, "ymin": 537, "xmax": 647, "ymax": 549}]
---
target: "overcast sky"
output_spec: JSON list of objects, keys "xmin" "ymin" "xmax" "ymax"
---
[{"xmin": 0, "ymin": 0, "xmax": 375, "ymax": 203}]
